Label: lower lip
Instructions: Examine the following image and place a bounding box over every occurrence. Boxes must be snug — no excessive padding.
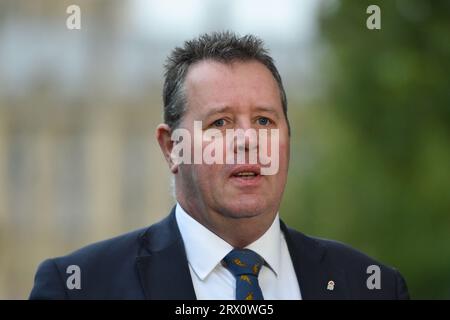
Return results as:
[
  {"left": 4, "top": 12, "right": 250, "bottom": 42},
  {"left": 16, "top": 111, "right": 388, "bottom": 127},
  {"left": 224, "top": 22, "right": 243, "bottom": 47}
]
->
[{"left": 229, "top": 174, "right": 263, "bottom": 187}]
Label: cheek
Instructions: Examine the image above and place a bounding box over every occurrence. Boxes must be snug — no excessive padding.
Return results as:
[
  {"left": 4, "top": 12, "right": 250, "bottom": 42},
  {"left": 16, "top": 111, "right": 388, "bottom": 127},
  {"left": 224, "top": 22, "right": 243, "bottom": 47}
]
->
[
  {"left": 260, "top": 130, "right": 289, "bottom": 173},
  {"left": 280, "top": 140, "right": 290, "bottom": 164},
  {"left": 277, "top": 129, "right": 290, "bottom": 159},
  {"left": 193, "top": 164, "right": 223, "bottom": 187},
  {"left": 271, "top": 135, "right": 290, "bottom": 181}
]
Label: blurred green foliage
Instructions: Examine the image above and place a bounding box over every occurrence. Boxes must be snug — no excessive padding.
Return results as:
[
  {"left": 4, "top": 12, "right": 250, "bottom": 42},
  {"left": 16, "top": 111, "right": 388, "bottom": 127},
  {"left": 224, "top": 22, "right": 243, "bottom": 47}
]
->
[{"left": 282, "top": 0, "right": 450, "bottom": 299}]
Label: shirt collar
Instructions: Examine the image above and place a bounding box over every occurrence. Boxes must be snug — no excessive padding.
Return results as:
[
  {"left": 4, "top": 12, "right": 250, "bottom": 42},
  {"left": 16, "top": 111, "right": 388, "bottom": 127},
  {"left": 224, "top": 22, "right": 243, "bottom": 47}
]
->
[
  {"left": 175, "top": 203, "right": 281, "bottom": 280},
  {"left": 246, "top": 213, "right": 281, "bottom": 277}
]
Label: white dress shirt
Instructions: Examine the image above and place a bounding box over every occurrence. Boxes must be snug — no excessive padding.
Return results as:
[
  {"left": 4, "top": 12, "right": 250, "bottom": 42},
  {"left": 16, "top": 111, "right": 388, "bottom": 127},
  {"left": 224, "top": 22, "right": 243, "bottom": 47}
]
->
[{"left": 175, "top": 203, "right": 302, "bottom": 300}]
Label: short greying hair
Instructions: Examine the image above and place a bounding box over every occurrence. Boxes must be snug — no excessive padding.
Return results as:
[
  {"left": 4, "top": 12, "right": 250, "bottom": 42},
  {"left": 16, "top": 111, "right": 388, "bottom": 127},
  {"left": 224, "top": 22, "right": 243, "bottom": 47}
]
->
[{"left": 163, "top": 31, "right": 290, "bottom": 133}]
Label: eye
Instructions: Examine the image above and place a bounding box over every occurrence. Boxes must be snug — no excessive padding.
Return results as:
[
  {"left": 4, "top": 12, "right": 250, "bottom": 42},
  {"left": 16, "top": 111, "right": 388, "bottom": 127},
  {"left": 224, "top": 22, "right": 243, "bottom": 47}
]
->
[
  {"left": 212, "top": 118, "right": 226, "bottom": 127},
  {"left": 257, "top": 117, "right": 271, "bottom": 126}
]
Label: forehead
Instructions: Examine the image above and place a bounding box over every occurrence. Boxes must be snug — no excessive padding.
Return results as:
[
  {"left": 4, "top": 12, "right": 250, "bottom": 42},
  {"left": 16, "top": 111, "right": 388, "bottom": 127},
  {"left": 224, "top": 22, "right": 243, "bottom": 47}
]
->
[{"left": 184, "top": 60, "right": 282, "bottom": 115}]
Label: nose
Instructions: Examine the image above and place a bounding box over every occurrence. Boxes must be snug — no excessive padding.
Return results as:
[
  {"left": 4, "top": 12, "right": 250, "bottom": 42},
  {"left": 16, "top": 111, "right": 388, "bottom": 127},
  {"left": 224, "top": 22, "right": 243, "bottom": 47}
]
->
[{"left": 233, "top": 119, "right": 258, "bottom": 154}]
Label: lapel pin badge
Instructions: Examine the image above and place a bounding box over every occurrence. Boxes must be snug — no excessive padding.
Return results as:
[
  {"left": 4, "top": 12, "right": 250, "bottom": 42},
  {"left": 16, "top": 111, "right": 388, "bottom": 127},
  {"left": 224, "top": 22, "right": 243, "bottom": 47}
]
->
[{"left": 327, "top": 280, "right": 335, "bottom": 291}]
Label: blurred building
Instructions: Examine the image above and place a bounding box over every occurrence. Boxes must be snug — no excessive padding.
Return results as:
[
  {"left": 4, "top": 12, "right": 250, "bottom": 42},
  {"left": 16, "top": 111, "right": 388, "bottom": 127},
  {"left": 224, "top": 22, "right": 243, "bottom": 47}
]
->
[{"left": 0, "top": 0, "right": 320, "bottom": 299}]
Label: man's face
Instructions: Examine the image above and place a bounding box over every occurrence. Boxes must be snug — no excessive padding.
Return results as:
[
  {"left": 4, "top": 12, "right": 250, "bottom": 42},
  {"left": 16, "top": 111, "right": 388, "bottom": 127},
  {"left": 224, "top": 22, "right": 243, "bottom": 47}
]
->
[{"left": 175, "top": 60, "right": 290, "bottom": 222}]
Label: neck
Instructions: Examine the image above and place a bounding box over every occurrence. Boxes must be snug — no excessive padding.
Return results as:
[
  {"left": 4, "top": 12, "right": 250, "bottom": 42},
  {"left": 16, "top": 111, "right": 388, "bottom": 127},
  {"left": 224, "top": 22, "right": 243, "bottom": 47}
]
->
[{"left": 177, "top": 198, "right": 277, "bottom": 248}]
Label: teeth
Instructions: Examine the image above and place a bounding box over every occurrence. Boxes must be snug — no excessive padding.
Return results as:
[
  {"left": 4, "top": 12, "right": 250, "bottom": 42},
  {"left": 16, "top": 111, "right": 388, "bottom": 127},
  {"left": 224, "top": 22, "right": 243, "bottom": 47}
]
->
[{"left": 236, "top": 172, "right": 256, "bottom": 176}]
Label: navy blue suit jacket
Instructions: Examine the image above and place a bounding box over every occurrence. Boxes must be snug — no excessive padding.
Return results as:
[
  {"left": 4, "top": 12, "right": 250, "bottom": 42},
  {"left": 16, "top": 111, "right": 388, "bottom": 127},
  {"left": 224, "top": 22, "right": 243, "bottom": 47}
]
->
[{"left": 29, "top": 207, "right": 409, "bottom": 299}]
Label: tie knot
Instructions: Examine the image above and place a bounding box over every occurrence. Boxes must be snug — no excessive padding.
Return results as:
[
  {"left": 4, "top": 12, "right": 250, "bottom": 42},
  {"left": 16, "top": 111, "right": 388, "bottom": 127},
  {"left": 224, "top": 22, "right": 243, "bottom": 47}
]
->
[{"left": 223, "top": 249, "right": 264, "bottom": 277}]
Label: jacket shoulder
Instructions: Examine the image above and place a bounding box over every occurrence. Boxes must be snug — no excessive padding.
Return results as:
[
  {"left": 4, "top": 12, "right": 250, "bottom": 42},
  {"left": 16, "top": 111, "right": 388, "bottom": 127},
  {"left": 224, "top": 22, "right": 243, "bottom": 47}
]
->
[
  {"left": 287, "top": 227, "right": 392, "bottom": 268},
  {"left": 30, "top": 226, "right": 149, "bottom": 299},
  {"left": 55, "top": 226, "right": 148, "bottom": 265},
  {"left": 286, "top": 227, "right": 410, "bottom": 299}
]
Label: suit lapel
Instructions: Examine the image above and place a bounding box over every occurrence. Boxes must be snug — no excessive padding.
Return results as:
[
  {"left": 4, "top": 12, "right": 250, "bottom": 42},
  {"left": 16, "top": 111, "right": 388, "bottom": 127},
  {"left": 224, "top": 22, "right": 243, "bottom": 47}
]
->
[
  {"left": 136, "top": 207, "right": 196, "bottom": 300},
  {"left": 281, "top": 220, "right": 349, "bottom": 299}
]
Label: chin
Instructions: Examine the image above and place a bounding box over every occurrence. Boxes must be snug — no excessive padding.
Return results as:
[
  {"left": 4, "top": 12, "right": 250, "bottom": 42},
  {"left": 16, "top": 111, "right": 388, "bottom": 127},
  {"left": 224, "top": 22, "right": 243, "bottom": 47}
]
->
[{"left": 220, "top": 196, "right": 271, "bottom": 219}]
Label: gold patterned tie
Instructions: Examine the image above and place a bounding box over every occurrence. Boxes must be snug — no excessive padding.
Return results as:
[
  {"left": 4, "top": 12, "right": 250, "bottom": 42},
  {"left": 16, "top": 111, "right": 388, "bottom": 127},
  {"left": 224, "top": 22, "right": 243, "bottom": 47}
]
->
[{"left": 223, "top": 249, "right": 264, "bottom": 300}]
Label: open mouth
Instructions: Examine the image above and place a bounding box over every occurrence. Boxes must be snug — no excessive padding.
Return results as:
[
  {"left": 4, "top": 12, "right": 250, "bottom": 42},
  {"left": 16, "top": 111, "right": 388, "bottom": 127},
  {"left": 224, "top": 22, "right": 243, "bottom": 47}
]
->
[
  {"left": 232, "top": 172, "right": 259, "bottom": 179},
  {"left": 230, "top": 165, "right": 261, "bottom": 180}
]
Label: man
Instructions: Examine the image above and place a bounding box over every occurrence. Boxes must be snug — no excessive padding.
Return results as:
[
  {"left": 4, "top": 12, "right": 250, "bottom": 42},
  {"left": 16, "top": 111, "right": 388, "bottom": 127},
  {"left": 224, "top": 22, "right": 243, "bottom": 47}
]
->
[{"left": 30, "top": 32, "right": 409, "bottom": 300}]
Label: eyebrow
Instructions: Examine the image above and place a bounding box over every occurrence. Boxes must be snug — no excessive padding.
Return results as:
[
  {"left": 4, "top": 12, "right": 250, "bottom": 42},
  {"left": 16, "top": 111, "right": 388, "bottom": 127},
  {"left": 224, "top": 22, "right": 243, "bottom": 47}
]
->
[
  {"left": 253, "top": 106, "right": 280, "bottom": 118},
  {"left": 203, "top": 106, "right": 234, "bottom": 119}
]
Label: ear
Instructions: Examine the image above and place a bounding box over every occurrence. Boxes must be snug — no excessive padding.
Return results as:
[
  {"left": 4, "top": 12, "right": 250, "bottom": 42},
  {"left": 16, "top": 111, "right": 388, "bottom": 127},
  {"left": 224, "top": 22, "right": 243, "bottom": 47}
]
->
[{"left": 156, "top": 123, "right": 178, "bottom": 173}]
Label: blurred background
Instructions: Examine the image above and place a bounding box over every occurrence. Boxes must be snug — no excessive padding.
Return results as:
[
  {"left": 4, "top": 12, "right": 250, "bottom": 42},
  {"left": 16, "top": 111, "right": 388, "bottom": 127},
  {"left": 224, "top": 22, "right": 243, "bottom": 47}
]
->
[{"left": 0, "top": 0, "right": 449, "bottom": 299}]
